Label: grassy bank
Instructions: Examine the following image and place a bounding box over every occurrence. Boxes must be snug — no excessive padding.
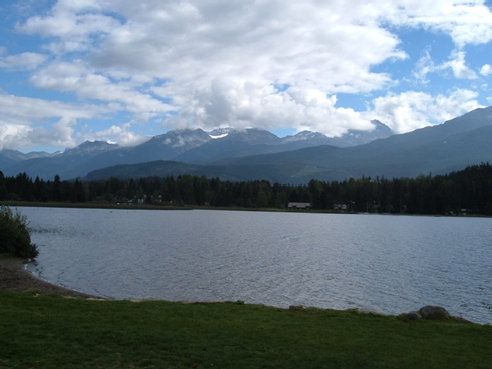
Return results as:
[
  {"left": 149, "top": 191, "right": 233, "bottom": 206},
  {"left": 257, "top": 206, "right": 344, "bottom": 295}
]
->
[{"left": 0, "top": 291, "right": 490, "bottom": 369}]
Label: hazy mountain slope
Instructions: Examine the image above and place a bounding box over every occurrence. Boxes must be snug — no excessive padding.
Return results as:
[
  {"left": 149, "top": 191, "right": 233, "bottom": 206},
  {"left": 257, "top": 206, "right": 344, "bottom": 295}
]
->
[
  {"left": 0, "top": 149, "right": 56, "bottom": 172},
  {"left": 2, "top": 141, "right": 119, "bottom": 180},
  {"left": 1, "top": 123, "right": 393, "bottom": 179},
  {"left": 128, "top": 129, "right": 211, "bottom": 162},
  {"left": 85, "top": 161, "right": 204, "bottom": 180},
  {"left": 79, "top": 129, "right": 213, "bottom": 170},
  {"left": 85, "top": 145, "right": 348, "bottom": 183},
  {"left": 88, "top": 106, "right": 492, "bottom": 183},
  {"left": 219, "top": 106, "right": 492, "bottom": 182},
  {"left": 211, "top": 124, "right": 492, "bottom": 183},
  {"left": 357, "top": 106, "right": 492, "bottom": 153},
  {"left": 0, "top": 130, "right": 211, "bottom": 179},
  {"left": 0, "top": 151, "right": 22, "bottom": 170}
]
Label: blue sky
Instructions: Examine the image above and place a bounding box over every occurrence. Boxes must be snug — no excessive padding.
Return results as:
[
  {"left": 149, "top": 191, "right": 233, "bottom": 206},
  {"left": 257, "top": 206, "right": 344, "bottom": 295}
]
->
[{"left": 0, "top": 0, "right": 491, "bottom": 152}]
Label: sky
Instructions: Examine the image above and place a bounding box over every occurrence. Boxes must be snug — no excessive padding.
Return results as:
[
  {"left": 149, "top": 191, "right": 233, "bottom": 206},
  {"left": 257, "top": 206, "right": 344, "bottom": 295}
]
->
[{"left": 0, "top": 0, "right": 491, "bottom": 153}]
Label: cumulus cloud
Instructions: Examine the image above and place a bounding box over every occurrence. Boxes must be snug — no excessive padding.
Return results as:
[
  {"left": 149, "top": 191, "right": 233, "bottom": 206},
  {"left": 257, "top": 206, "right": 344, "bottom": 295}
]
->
[
  {"left": 18, "top": 1, "right": 410, "bottom": 135},
  {"left": 480, "top": 64, "right": 492, "bottom": 76},
  {"left": 0, "top": 91, "right": 110, "bottom": 150},
  {"left": 89, "top": 1, "right": 412, "bottom": 135},
  {"left": 90, "top": 1, "right": 404, "bottom": 93},
  {"left": 17, "top": 0, "right": 119, "bottom": 54},
  {"left": 28, "top": 117, "right": 78, "bottom": 149},
  {"left": 0, "top": 52, "right": 48, "bottom": 71},
  {"left": 390, "top": 0, "right": 492, "bottom": 47},
  {"left": 82, "top": 123, "right": 149, "bottom": 147},
  {"left": 162, "top": 79, "right": 371, "bottom": 136},
  {"left": 0, "top": 124, "right": 32, "bottom": 151},
  {"left": 30, "top": 60, "right": 173, "bottom": 116},
  {"left": 369, "top": 89, "right": 482, "bottom": 133}
]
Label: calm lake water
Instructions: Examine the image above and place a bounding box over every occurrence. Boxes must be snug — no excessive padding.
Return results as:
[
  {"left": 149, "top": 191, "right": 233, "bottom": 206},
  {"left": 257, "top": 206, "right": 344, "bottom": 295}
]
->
[{"left": 18, "top": 207, "right": 491, "bottom": 324}]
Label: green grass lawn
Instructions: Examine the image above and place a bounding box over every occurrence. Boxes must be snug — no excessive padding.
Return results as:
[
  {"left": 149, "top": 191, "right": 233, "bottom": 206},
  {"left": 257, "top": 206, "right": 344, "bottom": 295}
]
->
[{"left": 0, "top": 291, "right": 490, "bottom": 369}]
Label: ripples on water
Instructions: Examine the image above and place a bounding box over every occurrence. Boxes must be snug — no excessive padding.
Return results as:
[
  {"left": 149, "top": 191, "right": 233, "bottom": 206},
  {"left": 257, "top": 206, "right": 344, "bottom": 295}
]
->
[{"left": 20, "top": 207, "right": 491, "bottom": 324}]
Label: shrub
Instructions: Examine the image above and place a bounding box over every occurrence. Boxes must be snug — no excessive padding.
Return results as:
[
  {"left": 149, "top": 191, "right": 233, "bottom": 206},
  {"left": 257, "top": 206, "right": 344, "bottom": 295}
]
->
[{"left": 0, "top": 206, "right": 38, "bottom": 258}]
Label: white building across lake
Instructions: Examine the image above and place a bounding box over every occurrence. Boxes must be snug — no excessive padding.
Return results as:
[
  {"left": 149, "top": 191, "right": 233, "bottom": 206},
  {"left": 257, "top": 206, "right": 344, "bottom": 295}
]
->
[{"left": 287, "top": 202, "right": 312, "bottom": 209}]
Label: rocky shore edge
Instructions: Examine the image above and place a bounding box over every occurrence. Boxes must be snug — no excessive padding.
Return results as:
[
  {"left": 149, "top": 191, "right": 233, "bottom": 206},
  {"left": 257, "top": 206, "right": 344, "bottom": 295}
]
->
[{"left": 0, "top": 257, "right": 100, "bottom": 299}]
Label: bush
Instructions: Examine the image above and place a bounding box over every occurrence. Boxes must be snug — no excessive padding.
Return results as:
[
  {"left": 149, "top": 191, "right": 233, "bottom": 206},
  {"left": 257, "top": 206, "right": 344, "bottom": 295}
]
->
[{"left": 0, "top": 206, "right": 38, "bottom": 258}]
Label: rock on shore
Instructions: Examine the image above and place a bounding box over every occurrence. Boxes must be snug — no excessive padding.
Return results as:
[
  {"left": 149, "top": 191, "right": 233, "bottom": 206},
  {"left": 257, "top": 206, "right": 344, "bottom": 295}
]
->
[{"left": 398, "top": 305, "right": 470, "bottom": 323}]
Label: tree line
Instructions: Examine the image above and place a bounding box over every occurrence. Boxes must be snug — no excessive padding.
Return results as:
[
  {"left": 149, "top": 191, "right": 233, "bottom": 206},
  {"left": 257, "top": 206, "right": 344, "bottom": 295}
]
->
[{"left": 0, "top": 163, "right": 491, "bottom": 215}]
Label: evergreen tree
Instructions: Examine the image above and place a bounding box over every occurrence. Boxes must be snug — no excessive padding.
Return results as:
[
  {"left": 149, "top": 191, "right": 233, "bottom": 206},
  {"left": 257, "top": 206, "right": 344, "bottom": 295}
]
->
[
  {"left": 53, "top": 175, "right": 61, "bottom": 201},
  {"left": 0, "top": 171, "right": 7, "bottom": 200}
]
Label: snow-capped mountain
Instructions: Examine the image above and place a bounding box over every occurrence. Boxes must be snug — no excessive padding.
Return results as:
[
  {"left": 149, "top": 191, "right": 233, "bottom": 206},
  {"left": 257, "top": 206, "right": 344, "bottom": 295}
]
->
[
  {"left": 0, "top": 123, "right": 395, "bottom": 180},
  {"left": 281, "top": 120, "right": 392, "bottom": 148},
  {"left": 208, "top": 128, "right": 233, "bottom": 139}
]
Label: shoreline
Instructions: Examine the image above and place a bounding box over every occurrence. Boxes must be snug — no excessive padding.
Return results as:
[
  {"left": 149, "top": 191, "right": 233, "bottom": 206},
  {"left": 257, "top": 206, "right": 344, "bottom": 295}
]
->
[
  {"left": 0, "top": 256, "right": 99, "bottom": 299},
  {"left": 5, "top": 200, "right": 491, "bottom": 218},
  {"left": 1, "top": 257, "right": 484, "bottom": 324}
]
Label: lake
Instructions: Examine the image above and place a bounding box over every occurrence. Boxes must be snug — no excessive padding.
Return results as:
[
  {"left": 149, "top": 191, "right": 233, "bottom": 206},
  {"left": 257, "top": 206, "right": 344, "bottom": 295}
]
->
[{"left": 18, "top": 206, "right": 491, "bottom": 324}]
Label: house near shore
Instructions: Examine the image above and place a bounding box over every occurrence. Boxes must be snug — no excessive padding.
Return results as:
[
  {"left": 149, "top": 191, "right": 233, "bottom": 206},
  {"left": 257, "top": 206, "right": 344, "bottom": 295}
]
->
[
  {"left": 334, "top": 203, "right": 348, "bottom": 211},
  {"left": 287, "top": 202, "right": 312, "bottom": 209}
]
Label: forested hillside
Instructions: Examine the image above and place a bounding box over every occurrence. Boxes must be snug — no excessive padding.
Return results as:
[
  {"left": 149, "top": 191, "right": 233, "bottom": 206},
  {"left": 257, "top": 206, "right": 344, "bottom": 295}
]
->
[{"left": 1, "top": 163, "right": 491, "bottom": 215}]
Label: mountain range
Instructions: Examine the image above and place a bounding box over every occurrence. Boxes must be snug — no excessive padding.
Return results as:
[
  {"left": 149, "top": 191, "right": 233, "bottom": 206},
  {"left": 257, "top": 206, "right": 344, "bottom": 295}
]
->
[
  {"left": 0, "top": 120, "right": 391, "bottom": 180},
  {"left": 1, "top": 107, "right": 492, "bottom": 184}
]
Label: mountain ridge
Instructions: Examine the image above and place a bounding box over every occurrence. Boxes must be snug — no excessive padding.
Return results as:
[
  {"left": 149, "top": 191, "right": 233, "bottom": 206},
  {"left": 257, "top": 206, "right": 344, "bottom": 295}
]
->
[
  {"left": 85, "top": 107, "right": 492, "bottom": 183},
  {"left": 0, "top": 122, "right": 393, "bottom": 179}
]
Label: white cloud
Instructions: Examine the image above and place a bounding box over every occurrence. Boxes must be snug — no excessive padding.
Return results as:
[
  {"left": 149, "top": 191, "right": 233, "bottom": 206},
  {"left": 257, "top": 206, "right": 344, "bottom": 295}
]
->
[
  {"left": 0, "top": 90, "right": 101, "bottom": 123},
  {"left": 30, "top": 61, "right": 173, "bottom": 115},
  {"left": 90, "top": 1, "right": 404, "bottom": 91},
  {"left": 442, "top": 50, "right": 477, "bottom": 79},
  {"left": 28, "top": 117, "right": 78, "bottom": 149},
  {"left": 389, "top": 0, "right": 492, "bottom": 47},
  {"left": 85, "top": 1, "right": 411, "bottom": 135},
  {"left": 19, "top": 2, "right": 407, "bottom": 113},
  {"left": 414, "top": 49, "right": 477, "bottom": 80},
  {"left": 0, "top": 52, "right": 47, "bottom": 71},
  {"left": 480, "top": 64, "right": 492, "bottom": 76},
  {"left": 82, "top": 123, "right": 149, "bottom": 147},
  {"left": 369, "top": 89, "right": 482, "bottom": 133},
  {"left": 0, "top": 124, "right": 32, "bottom": 151},
  {"left": 0, "top": 91, "right": 110, "bottom": 150},
  {"left": 161, "top": 79, "right": 372, "bottom": 137},
  {"left": 17, "top": 0, "right": 119, "bottom": 54},
  {"left": 413, "top": 50, "right": 434, "bottom": 83}
]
